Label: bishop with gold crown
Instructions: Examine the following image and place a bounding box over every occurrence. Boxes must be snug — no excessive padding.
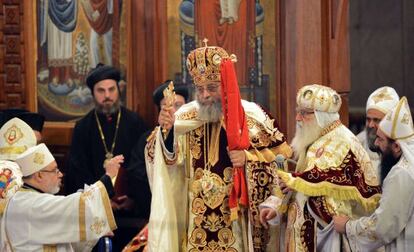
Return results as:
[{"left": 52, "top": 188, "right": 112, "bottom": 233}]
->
[
  {"left": 146, "top": 40, "right": 292, "bottom": 252},
  {"left": 260, "top": 84, "right": 382, "bottom": 251}
]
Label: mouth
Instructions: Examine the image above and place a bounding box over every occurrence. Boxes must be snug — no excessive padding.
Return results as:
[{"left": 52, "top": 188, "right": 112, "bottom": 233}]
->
[{"left": 201, "top": 100, "right": 214, "bottom": 106}]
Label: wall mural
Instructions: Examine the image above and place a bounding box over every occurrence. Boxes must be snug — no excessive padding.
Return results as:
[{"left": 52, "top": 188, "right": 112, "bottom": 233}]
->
[
  {"left": 169, "top": 0, "right": 272, "bottom": 110},
  {"left": 37, "top": 0, "right": 127, "bottom": 121}
]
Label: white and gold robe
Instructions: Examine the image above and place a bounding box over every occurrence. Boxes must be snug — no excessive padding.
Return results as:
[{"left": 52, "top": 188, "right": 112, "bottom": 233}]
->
[
  {"left": 145, "top": 100, "right": 292, "bottom": 252},
  {"left": 0, "top": 181, "right": 116, "bottom": 252},
  {"left": 346, "top": 155, "right": 414, "bottom": 252}
]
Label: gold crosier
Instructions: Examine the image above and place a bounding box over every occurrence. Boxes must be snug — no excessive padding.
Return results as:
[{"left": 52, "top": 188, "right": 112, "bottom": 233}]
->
[
  {"left": 95, "top": 109, "right": 121, "bottom": 168},
  {"left": 161, "top": 81, "right": 176, "bottom": 137}
]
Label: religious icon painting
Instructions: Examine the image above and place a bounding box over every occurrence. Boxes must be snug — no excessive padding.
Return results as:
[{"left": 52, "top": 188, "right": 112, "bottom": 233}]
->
[
  {"left": 36, "top": 0, "right": 128, "bottom": 121},
  {"left": 168, "top": 0, "right": 277, "bottom": 112}
]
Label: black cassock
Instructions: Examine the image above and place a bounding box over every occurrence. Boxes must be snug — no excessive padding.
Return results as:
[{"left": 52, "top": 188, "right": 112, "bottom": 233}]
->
[{"left": 65, "top": 106, "right": 149, "bottom": 251}]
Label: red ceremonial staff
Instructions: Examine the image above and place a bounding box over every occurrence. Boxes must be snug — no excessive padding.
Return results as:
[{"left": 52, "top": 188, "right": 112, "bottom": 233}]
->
[{"left": 220, "top": 58, "right": 250, "bottom": 220}]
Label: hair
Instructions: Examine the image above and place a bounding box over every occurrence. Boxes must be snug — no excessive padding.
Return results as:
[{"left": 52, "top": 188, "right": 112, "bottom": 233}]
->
[
  {"left": 291, "top": 117, "right": 323, "bottom": 159},
  {"left": 22, "top": 173, "right": 34, "bottom": 180}
]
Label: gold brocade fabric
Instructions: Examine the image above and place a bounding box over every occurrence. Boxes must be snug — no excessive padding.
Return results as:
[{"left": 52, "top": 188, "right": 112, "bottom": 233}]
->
[
  {"left": 159, "top": 100, "right": 292, "bottom": 252},
  {"left": 185, "top": 122, "right": 289, "bottom": 251},
  {"left": 187, "top": 124, "right": 239, "bottom": 251}
]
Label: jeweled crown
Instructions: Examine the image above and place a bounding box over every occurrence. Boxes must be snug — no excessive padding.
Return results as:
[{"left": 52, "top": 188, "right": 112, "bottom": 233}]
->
[{"left": 186, "top": 39, "right": 236, "bottom": 85}]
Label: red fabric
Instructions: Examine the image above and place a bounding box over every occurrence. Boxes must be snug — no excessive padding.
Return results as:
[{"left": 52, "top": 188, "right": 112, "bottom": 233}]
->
[{"left": 220, "top": 59, "right": 250, "bottom": 216}]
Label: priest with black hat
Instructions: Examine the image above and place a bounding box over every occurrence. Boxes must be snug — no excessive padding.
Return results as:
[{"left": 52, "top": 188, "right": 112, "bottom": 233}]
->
[{"left": 65, "top": 63, "right": 148, "bottom": 251}]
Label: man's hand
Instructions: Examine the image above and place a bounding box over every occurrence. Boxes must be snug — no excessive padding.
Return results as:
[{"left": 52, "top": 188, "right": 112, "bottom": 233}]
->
[
  {"left": 104, "top": 231, "right": 114, "bottom": 237},
  {"left": 111, "top": 200, "right": 120, "bottom": 211},
  {"left": 158, "top": 106, "right": 175, "bottom": 131},
  {"left": 333, "top": 215, "right": 350, "bottom": 234},
  {"left": 278, "top": 179, "right": 292, "bottom": 194},
  {"left": 104, "top": 155, "right": 124, "bottom": 178},
  {"left": 116, "top": 195, "right": 135, "bottom": 211},
  {"left": 259, "top": 208, "right": 277, "bottom": 229},
  {"left": 228, "top": 149, "right": 246, "bottom": 167}
]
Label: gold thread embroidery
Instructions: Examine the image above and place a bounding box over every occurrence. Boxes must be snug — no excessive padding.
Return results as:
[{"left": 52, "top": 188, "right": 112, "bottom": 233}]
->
[
  {"left": 33, "top": 153, "right": 45, "bottom": 165},
  {"left": 371, "top": 87, "right": 393, "bottom": 103},
  {"left": 391, "top": 98, "right": 405, "bottom": 139},
  {"left": 177, "top": 109, "right": 198, "bottom": 120},
  {"left": 90, "top": 216, "right": 106, "bottom": 235},
  {"left": 79, "top": 193, "right": 86, "bottom": 241}
]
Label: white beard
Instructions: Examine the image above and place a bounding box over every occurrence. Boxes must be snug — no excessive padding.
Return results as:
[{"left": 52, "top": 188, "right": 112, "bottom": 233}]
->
[
  {"left": 197, "top": 99, "right": 223, "bottom": 123},
  {"left": 291, "top": 119, "right": 323, "bottom": 159},
  {"left": 47, "top": 184, "right": 60, "bottom": 195}
]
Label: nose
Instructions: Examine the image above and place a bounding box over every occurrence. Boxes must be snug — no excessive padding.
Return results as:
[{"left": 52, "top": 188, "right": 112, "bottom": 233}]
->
[
  {"left": 295, "top": 112, "right": 302, "bottom": 122},
  {"left": 367, "top": 120, "right": 376, "bottom": 129},
  {"left": 201, "top": 89, "right": 210, "bottom": 99},
  {"left": 104, "top": 89, "right": 111, "bottom": 98}
]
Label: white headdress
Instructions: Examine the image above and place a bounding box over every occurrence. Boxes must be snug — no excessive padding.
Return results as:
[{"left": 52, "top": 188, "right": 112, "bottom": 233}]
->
[
  {"left": 15, "top": 143, "right": 55, "bottom": 177},
  {"left": 296, "top": 84, "right": 341, "bottom": 128},
  {"left": 0, "top": 118, "right": 37, "bottom": 161},
  {"left": 379, "top": 97, "right": 414, "bottom": 166},
  {"left": 366, "top": 86, "right": 399, "bottom": 114}
]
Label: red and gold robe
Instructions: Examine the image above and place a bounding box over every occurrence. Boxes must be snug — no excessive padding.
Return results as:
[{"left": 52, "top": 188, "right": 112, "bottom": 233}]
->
[{"left": 266, "top": 120, "right": 381, "bottom": 252}]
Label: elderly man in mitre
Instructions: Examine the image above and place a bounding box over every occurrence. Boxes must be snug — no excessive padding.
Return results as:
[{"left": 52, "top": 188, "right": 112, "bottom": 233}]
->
[
  {"left": 357, "top": 86, "right": 399, "bottom": 174},
  {"left": 0, "top": 143, "right": 119, "bottom": 251},
  {"left": 334, "top": 97, "right": 414, "bottom": 251},
  {"left": 260, "top": 84, "right": 381, "bottom": 251},
  {"left": 145, "top": 42, "right": 292, "bottom": 252}
]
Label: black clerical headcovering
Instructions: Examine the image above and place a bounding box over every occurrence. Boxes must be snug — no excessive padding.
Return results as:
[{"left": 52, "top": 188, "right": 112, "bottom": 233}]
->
[
  {"left": 86, "top": 63, "right": 121, "bottom": 93},
  {"left": 0, "top": 112, "right": 5, "bottom": 128},
  {"left": 2, "top": 108, "right": 45, "bottom": 132},
  {"left": 152, "top": 80, "right": 189, "bottom": 110}
]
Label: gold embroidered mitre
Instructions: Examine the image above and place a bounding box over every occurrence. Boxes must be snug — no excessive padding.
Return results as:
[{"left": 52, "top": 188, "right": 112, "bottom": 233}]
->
[
  {"left": 0, "top": 118, "right": 36, "bottom": 161},
  {"left": 15, "top": 143, "right": 55, "bottom": 176},
  {"left": 296, "top": 84, "right": 342, "bottom": 113},
  {"left": 186, "top": 39, "right": 236, "bottom": 85},
  {"left": 379, "top": 97, "right": 414, "bottom": 140}
]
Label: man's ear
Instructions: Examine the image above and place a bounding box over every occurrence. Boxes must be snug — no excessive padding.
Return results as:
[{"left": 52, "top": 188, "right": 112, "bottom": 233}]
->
[
  {"left": 391, "top": 141, "right": 402, "bottom": 157},
  {"left": 33, "top": 172, "right": 43, "bottom": 182}
]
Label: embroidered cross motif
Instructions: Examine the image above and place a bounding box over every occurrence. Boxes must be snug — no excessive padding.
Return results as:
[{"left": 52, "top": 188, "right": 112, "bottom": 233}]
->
[
  {"left": 33, "top": 153, "right": 45, "bottom": 165},
  {"left": 401, "top": 113, "right": 410, "bottom": 125},
  {"left": 372, "top": 88, "right": 393, "bottom": 104},
  {"left": 90, "top": 217, "right": 106, "bottom": 235}
]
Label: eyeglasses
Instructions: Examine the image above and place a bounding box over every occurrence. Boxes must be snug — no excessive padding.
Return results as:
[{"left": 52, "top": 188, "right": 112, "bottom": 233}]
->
[
  {"left": 296, "top": 109, "right": 315, "bottom": 117},
  {"left": 195, "top": 84, "right": 220, "bottom": 93},
  {"left": 41, "top": 168, "right": 61, "bottom": 175}
]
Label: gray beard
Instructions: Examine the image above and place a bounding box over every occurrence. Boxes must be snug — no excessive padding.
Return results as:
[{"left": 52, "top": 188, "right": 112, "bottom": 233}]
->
[
  {"left": 197, "top": 100, "right": 223, "bottom": 122},
  {"left": 291, "top": 119, "right": 323, "bottom": 159},
  {"left": 94, "top": 99, "right": 121, "bottom": 115}
]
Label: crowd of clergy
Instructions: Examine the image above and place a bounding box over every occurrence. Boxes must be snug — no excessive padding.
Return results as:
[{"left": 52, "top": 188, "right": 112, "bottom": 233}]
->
[{"left": 0, "top": 43, "right": 412, "bottom": 252}]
